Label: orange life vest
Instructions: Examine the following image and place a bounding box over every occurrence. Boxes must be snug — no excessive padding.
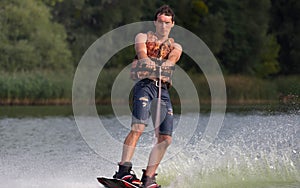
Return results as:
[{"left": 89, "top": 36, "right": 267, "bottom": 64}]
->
[{"left": 130, "top": 31, "right": 175, "bottom": 83}]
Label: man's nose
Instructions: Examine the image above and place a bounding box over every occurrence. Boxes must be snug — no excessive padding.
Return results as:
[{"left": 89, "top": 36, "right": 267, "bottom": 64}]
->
[{"left": 161, "top": 22, "right": 167, "bottom": 28}]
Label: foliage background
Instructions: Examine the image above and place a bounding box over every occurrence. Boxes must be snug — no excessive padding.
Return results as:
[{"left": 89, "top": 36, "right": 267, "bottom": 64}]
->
[{"left": 0, "top": 0, "right": 299, "bottom": 104}]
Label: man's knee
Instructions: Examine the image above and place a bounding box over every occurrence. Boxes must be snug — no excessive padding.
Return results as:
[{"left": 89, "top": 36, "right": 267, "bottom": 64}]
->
[
  {"left": 130, "top": 123, "right": 145, "bottom": 137},
  {"left": 158, "top": 134, "right": 172, "bottom": 147}
]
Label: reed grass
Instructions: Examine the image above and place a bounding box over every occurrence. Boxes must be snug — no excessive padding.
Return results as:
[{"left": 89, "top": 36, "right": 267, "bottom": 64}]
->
[
  {"left": 0, "top": 70, "right": 299, "bottom": 105},
  {"left": 225, "top": 75, "right": 278, "bottom": 104},
  {"left": 0, "top": 71, "right": 72, "bottom": 104}
]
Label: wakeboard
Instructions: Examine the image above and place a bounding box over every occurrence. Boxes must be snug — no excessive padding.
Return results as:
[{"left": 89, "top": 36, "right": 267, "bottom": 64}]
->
[{"left": 97, "top": 177, "right": 140, "bottom": 188}]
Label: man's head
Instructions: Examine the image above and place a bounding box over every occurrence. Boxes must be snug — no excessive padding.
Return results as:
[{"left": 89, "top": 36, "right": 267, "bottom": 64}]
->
[
  {"left": 154, "top": 5, "right": 175, "bottom": 38},
  {"left": 154, "top": 5, "right": 175, "bottom": 23}
]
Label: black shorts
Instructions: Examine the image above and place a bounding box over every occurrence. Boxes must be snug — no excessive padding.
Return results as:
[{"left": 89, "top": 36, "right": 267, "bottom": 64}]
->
[{"left": 132, "top": 79, "right": 174, "bottom": 136}]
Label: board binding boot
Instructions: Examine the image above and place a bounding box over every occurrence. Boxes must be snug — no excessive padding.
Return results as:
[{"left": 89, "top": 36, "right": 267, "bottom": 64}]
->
[
  {"left": 113, "top": 162, "right": 142, "bottom": 187},
  {"left": 141, "top": 169, "right": 161, "bottom": 188}
]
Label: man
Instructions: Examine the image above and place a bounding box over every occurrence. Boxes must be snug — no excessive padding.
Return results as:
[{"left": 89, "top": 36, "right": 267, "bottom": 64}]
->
[{"left": 113, "top": 5, "right": 182, "bottom": 188}]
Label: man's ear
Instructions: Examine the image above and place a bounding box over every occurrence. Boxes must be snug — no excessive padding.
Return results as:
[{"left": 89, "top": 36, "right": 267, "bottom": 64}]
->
[{"left": 153, "top": 20, "right": 157, "bottom": 27}]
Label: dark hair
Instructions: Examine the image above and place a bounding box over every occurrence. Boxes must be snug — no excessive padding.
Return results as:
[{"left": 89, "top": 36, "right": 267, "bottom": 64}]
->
[{"left": 154, "top": 5, "right": 175, "bottom": 22}]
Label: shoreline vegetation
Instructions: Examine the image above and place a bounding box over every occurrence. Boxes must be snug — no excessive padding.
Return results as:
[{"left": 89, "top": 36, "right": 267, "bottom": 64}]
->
[
  {"left": 1, "top": 1, "right": 299, "bottom": 107},
  {"left": 0, "top": 70, "right": 299, "bottom": 106},
  {"left": 1, "top": 1, "right": 299, "bottom": 108}
]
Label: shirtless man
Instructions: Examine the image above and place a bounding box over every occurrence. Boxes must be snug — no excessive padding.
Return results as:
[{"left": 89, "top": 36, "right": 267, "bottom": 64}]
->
[{"left": 113, "top": 5, "right": 182, "bottom": 188}]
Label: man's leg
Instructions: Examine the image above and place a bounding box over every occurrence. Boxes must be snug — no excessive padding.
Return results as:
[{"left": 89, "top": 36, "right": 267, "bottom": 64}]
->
[
  {"left": 121, "top": 80, "right": 150, "bottom": 164},
  {"left": 142, "top": 98, "right": 173, "bottom": 187},
  {"left": 120, "top": 123, "right": 145, "bottom": 164},
  {"left": 113, "top": 123, "right": 145, "bottom": 186},
  {"left": 144, "top": 134, "right": 172, "bottom": 177}
]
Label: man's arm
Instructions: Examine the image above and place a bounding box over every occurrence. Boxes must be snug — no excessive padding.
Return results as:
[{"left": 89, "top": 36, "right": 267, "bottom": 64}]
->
[
  {"left": 134, "top": 33, "right": 148, "bottom": 59},
  {"left": 134, "top": 33, "right": 156, "bottom": 70},
  {"left": 163, "top": 43, "right": 182, "bottom": 66}
]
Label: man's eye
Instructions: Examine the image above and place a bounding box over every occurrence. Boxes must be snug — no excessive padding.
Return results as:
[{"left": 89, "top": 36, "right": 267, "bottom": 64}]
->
[{"left": 158, "top": 21, "right": 171, "bottom": 25}]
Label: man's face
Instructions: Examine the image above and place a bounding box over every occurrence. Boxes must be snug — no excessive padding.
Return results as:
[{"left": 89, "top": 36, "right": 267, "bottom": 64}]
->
[{"left": 154, "top": 14, "right": 174, "bottom": 37}]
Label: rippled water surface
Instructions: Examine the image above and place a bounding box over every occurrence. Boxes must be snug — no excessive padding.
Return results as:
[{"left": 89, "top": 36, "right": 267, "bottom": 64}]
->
[{"left": 0, "top": 108, "right": 299, "bottom": 188}]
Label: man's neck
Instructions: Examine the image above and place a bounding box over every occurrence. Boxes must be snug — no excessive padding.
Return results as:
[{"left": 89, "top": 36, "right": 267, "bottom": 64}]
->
[{"left": 154, "top": 32, "right": 168, "bottom": 41}]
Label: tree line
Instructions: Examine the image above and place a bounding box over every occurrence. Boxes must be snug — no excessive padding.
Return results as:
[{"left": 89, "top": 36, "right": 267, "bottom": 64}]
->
[{"left": 0, "top": 0, "right": 299, "bottom": 77}]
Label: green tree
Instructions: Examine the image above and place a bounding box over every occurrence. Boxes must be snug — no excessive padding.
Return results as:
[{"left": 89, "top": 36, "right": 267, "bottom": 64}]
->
[
  {"left": 0, "top": 0, "right": 72, "bottom": 72},
  {"left": 53, "top": 0, "right": 144, "bottom": 67},
  {"left": 270, "top": 0, "right": 300, "bottom": 74},
  {"left": 49, "top": 0, "right": 284, "bottom": 76},
  {"left": 218, "top": 0, "right": 280, "bottom": 76},
  {"left": 160, "top": 0, "right": 226, "bottom": 72},
  {"left": 40, "top": 0, "right": 64, "bottom": 6},
  {"left": 255, "top": 35, "right": 280, "bottom": 77}
]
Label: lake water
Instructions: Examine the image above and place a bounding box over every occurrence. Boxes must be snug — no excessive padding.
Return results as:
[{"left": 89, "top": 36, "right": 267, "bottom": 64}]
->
[{"left": 0, "top": 106, "right": 299, "bottom": 188}]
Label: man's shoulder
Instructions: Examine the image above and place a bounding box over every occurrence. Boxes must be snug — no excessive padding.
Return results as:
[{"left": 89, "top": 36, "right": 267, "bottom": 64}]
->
[
  {"left": 172, "top": 42, "right": 182, "bottom": 51},
  {"left": 136, "top": 32, "right": 147, "bottom": 37},
  {"left": 135, "top": 32, "right": 147, "bottom": 42},
  {"left": 167, "top": 37, "right": 181, "bottom": 49}
]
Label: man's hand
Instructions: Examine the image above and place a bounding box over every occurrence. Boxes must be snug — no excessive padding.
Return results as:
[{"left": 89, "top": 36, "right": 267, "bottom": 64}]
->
[
  {"left": 161, "top": 60, "right": 175, "bottom": 69},
  {"left": 139, "top": 58, "right": 156, "bottom": 71}
]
